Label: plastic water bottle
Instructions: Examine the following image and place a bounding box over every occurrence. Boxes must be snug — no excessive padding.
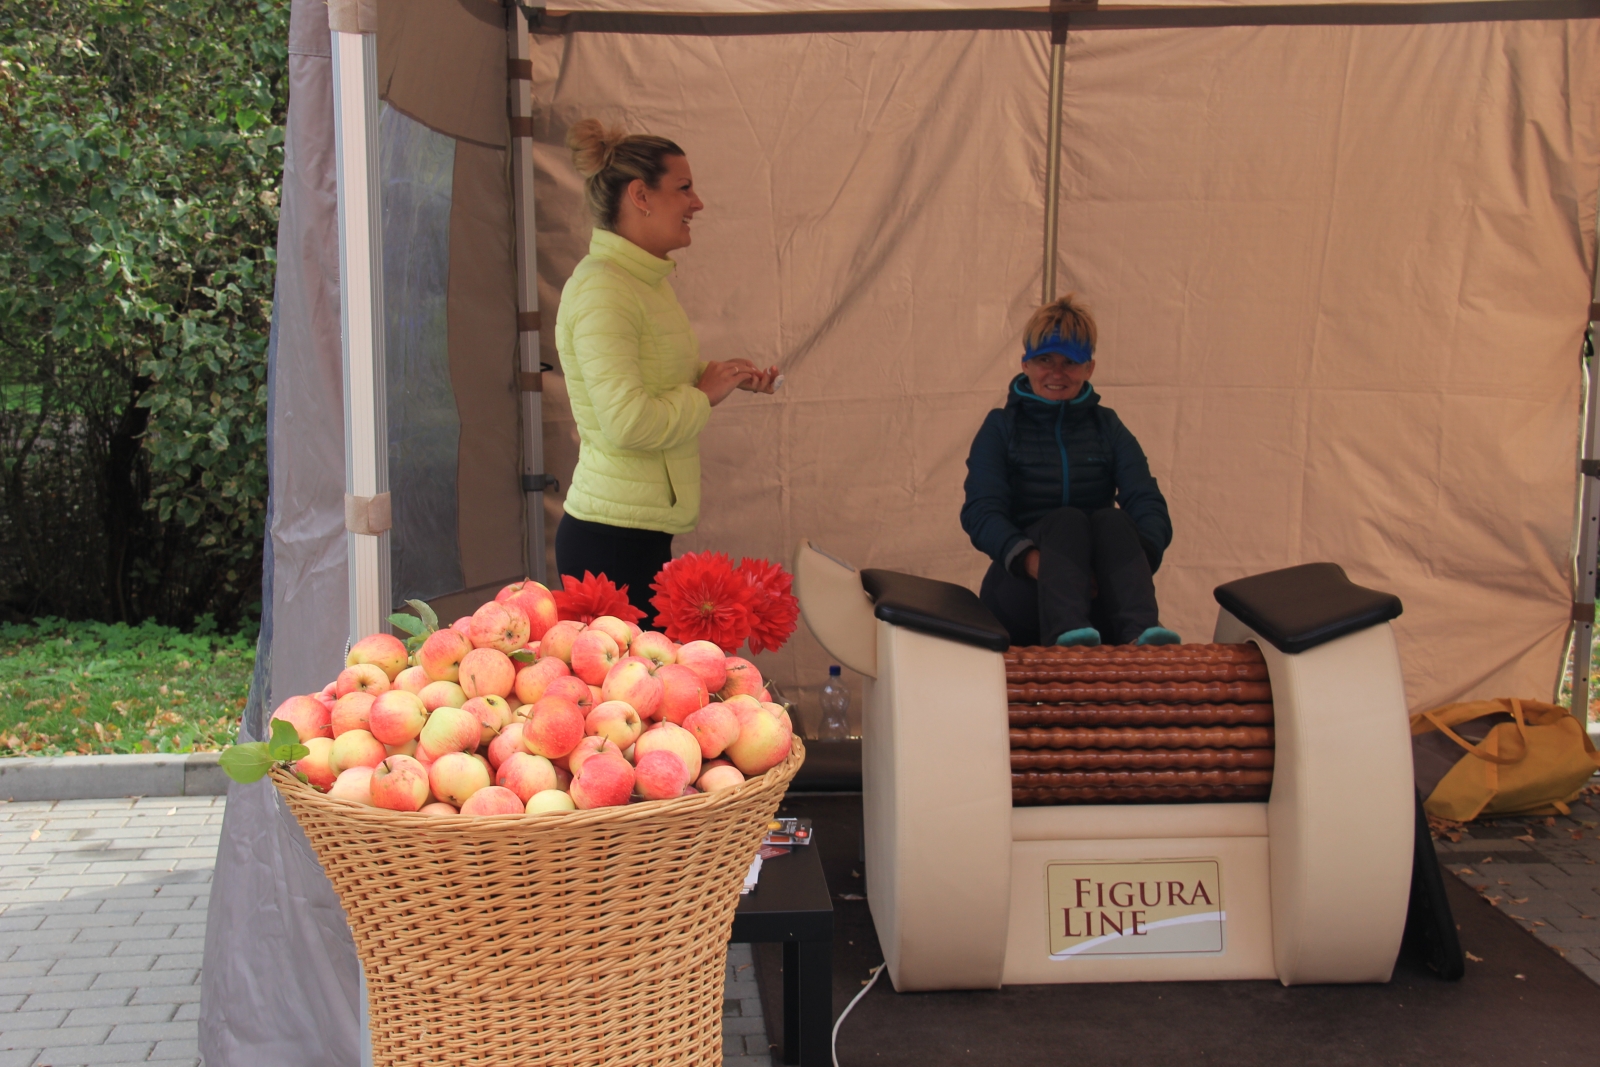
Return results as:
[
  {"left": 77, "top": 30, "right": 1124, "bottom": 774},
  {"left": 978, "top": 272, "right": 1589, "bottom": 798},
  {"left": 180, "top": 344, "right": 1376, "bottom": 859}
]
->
[{"left": 819, "top": 665, "right": 850, "bottom": 741}]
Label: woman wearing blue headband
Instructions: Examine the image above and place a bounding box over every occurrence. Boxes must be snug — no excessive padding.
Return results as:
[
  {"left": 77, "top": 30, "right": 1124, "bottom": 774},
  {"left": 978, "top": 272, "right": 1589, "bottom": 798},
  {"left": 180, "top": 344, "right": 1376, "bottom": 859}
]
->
[{"left": 960, "top": 295, "right": 1177, "bottom": 647}]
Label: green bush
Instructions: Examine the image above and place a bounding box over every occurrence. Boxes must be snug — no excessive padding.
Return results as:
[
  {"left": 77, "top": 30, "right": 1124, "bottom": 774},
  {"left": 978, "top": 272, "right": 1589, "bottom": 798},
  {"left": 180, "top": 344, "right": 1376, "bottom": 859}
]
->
[{"left": 0, "top": 0, "right": 287, "bottom": 629}]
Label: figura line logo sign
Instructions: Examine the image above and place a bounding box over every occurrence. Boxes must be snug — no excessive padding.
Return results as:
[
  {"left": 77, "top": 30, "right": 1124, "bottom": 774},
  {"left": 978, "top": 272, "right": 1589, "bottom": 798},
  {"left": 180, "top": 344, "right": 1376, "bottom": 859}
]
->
[{"left": 1046, "top": 859, "right": 1224, "bottom": 959}]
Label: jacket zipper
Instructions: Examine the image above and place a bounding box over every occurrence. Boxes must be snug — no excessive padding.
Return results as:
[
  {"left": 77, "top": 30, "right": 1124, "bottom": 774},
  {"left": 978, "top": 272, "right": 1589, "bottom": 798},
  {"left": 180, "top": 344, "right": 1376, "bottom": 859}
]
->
[{"left": 1055, "top": 403, "right": 1070, "bottom": 507}]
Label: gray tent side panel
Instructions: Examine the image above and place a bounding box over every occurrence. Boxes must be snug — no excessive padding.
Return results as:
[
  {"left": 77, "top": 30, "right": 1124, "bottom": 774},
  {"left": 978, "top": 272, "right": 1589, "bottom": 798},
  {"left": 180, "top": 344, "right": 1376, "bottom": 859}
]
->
[{"left": 200, "top": 1, "right": 363, "bottom": 1063}]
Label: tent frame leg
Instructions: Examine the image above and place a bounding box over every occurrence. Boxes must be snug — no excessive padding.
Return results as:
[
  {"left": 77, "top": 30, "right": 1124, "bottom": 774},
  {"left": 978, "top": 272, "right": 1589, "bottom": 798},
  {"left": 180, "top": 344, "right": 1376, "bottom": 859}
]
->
[
  {"left": 332, "top": 28, "right": 392, "bottom": 644},
  {"left": 510, "top": 2, "right": 550, "bottom": 586},
  {"left": 1573, "top": 315, "right": 1600, "bottom": 727},
  {"left": 1042, "top": 32, "right": 1065, "bottom": 303}
]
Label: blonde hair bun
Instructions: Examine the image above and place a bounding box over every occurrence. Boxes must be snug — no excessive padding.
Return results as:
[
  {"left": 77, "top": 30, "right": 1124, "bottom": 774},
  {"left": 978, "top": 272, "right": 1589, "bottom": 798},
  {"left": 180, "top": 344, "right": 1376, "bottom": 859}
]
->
[{"left": 567, "top": 118, "right": 628, "bottom": 179}]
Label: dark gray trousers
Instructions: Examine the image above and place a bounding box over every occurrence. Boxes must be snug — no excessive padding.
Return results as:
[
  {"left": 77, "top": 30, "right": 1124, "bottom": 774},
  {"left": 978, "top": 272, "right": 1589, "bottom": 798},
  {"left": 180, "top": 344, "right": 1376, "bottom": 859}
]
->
[{"left": 979, "top": 506, "right": 1160, "bottom": 646}]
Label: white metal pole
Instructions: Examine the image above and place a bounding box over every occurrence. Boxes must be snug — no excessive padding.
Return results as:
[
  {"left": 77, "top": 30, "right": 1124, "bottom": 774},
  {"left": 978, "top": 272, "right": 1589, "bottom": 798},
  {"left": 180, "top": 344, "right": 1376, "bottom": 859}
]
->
[
  {"left": 509, "top": 2, "right": 550, "bottom": 585},
  {"left": 1573, "top": 308, "right": 1600, "bottom": 726},
  {"left": 1042, "top": 34, "right": 1065, "bottom": 304},
  {"left": 332, "top": 29, "right": 392, "bottom": 645}
]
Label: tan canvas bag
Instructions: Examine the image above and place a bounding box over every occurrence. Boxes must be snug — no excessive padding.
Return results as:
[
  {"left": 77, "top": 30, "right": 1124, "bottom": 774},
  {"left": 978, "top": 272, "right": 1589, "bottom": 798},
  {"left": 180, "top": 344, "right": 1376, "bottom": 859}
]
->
[{"left": 1410, "top": 698, "right": 1600, "bottom": 821}]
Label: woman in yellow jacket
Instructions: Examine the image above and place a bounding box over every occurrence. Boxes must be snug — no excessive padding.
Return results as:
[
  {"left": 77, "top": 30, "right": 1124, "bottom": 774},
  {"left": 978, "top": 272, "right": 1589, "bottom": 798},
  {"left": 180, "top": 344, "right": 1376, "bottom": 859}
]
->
[{"left": 555, "top": 120, "right": 775, "bottom": 616}]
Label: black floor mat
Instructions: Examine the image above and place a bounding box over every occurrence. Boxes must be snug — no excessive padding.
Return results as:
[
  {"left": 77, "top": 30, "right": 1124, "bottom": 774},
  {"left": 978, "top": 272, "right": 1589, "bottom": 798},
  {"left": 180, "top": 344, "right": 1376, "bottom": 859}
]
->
[{"left": 752, "top": 795, "right": 1600, "bottom": 1067}]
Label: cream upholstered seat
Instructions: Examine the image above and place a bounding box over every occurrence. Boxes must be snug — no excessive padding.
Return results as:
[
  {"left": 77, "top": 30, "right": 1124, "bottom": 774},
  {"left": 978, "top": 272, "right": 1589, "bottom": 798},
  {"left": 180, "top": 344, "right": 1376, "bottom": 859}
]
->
[{"left": 794, "top": 540, "right": 1415, "bottom": 991}]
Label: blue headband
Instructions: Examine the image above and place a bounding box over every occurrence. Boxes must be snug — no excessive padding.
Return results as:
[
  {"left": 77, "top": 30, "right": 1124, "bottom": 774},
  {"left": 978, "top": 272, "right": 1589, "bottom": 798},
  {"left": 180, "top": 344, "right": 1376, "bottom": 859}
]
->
[{"left": 1024, "top": 330, "right": 1093, "bottom": 364}]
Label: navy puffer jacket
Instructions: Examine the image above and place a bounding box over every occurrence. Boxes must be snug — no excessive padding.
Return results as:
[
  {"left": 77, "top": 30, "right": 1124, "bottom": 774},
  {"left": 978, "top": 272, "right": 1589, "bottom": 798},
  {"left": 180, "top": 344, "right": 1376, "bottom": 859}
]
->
[{"left": 961, "top": 375, "right": 1172, "bottom": 573}]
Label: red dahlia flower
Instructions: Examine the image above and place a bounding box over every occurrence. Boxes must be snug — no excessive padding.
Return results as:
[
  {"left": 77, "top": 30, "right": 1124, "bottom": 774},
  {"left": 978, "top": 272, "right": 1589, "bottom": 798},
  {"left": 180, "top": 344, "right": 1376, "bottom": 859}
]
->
[
  {"left": 553, "top": 571, "right": 645, "bottom": 626},
  {"left": 736, "top": 556, "right": 800, "bottom": 655},
  {"left": 650, "top": 552, "right": 756, "bottom": 653}
]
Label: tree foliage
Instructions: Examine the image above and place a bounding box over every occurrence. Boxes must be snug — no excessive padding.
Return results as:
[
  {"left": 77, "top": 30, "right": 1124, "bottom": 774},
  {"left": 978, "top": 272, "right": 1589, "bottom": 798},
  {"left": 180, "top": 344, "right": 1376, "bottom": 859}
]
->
[{"left": 0, "top": 0, "right": 287, "bottom": 628}]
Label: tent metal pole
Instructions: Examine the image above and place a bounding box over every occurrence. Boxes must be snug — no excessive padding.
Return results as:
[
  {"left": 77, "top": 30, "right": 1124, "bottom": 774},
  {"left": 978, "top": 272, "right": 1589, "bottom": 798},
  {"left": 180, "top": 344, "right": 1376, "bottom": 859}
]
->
[
  {"left": 1573, "top": 306, "right": 1600, "bottom": 726},
  {"left": 509, "top": 2, "right": 550, "bottom": 586},
  {"left": 331, "top": 29, "right": 392, "bottom": 644},
  {"left": 1042, "top": 34, "right": 1065, "bottom": 303}
]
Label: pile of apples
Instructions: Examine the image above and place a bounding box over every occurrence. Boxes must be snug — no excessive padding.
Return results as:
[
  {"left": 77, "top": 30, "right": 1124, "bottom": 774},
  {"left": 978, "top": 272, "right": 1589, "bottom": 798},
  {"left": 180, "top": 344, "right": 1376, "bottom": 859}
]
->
[{"left": 269, "top": 581, "right": 795, "bottom": 817}]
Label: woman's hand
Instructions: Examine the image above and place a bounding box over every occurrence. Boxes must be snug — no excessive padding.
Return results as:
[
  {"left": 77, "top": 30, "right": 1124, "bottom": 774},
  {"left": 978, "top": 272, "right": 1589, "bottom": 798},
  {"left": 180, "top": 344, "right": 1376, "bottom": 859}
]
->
[
  {"left": 1023, "top": 549, "right": 1040, "bottom": 580},
  {"left": 728, "top": 359, "right": 780, "bottom": 394},
  {"left": 697, "top": 360, "right": 756, "bottom": 406}
]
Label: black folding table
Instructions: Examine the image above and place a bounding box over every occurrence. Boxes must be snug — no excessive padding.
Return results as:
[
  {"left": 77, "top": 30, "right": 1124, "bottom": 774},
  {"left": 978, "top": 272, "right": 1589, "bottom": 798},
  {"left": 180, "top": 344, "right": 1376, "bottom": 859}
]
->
[{"left": 730, "top": 843, "right": 834, "bottom": 1066}]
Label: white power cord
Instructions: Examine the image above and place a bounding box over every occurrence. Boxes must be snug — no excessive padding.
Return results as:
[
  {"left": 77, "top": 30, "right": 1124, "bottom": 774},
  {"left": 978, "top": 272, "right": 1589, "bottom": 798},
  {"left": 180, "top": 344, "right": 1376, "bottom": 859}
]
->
[{"left": 832, "top": 961, "right": 886, "bottom": 1067}]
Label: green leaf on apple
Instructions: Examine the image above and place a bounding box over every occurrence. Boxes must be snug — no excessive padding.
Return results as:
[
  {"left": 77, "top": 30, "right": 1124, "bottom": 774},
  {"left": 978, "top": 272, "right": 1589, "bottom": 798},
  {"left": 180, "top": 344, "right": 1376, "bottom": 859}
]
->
[
  {"left": 388, "top": 612, "right": 429, "bottom": 638},
  {"left": 406, "top": 598, "right": 440, "bottom": 634},
  {"left": 219, "top": 742, "right": 274, "bottom": 783},
  {"left": 509, "top": 649, "right": 537, "bottom": 665},
  {"left": 265, "top": 716, "right": 309, "bottom": 763}
]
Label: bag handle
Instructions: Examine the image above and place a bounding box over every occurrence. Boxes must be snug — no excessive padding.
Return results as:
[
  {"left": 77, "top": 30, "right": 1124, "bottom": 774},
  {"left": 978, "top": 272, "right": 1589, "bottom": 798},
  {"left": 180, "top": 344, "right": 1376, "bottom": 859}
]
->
[{"left": 1420, "top": 697, "right": 1529, "bottom": 766}]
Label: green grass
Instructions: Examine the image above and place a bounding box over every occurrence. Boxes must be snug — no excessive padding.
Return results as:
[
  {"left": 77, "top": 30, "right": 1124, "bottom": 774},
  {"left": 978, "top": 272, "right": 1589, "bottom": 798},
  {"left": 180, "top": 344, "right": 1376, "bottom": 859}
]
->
[{"left": 0, "top": 617, "right": 254, "bottom": 758}]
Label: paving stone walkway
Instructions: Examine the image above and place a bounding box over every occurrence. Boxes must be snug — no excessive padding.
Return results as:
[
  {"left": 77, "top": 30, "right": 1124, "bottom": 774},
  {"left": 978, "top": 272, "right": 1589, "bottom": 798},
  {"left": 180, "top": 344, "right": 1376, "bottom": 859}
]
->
[
  {"left": 0, "top": 796, "right": 774, "bottom": 1067},
  {"left": 1434, "top": 785, "right": 1600, "bottom": 986}
]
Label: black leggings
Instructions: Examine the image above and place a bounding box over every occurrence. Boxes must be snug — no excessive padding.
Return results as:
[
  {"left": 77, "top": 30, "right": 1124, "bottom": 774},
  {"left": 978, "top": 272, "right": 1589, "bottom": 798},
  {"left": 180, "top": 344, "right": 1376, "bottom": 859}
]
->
[
  {"left": 554, "top": 514, "right": 673, "bottom": 623},
  {"left": 979, "top": 506, "right": 1160, "bottom": 646}
]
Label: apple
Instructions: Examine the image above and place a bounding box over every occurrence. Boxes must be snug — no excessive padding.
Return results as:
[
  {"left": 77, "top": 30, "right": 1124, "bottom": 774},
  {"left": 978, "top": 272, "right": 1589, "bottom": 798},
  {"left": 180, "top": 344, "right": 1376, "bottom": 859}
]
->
[
  {"left": 718, "top": 657, "right": 763, "bottom": 701},
  {"left": 633, "top": 721, "right": 701, "bottom": 782},
  {"left": 369, "top": 689, "right": 429, "bottom": 745},
  {"left": 462, "top": 695, "right": 513, "bottom": 747},
  {"left": 329, "top": 729, "right": 386, "bottom": 774},
  {"left": 585, "top": 700, "right": 644, "bottom": 748},
  {"left": 469, "top": 600, "right": 531, "bottom": 654},
  {"left": 601, "top": 658, "right": 663, "bottom": 719},
  {"left": 522, "top": 697, "right": 585, "bottom": 759},
  {"left": 419, "top": 705, "right": 482, "bottom": 756},
  {"left": 451, "top": 616, "right": 473, "bottom": 636},
  {"left": 394, "top": 664, "right": 432, "bottom": 695},
  {"left": 311, "top": 690, "right": 336, "bottom": 715},
  {"left": 570, "top": 630, "right": 620, "bottom": 686},
  {"left": 527, "top": 789, "right": 577, "bottom": 814},
  {"left": 460, "top": 785, "right": 525, "bottom": 816},
  {"left": 514, "top": 656, "right": 570, "bottom": 705},
  {"left": 295, "top": 736, "right": 337, "bottom": 790},
  {"left": 419, "top": 628, "right": 473, "bottom": 683},
  {"left": 272, "top": 695, "right": 332, "bottom": 742},
  {"left": 629, "top": 631, "right": 675, "bottom": 670},
  {"left": 335, "top": 662, "right": 390, "bottom": 698},
  {"left": 544, "top": 674, "right": 596, "bottom": 712},
  {"left": 370, "top": 754, "right": 430, "bottom": 812},
  {"left": 697, "top": 761, "right": 746, "bottom": 793},
  {"left": 330, "top": 691, "right": 377, "bottom": 738},
  {"left": 569, "top": 751, "right": 635, "bottom": 809},
  {"left": 429, "top": 751, "right": 492, "bottom": 808},
  {"left": 724, "top": 701, "right": 793, "bottom": 776},
  {"left": 565, "top": 734, "right": 623, "bottom": 776},
  {"left": 459, "top": 647, "right": 516, "bottom": 700},
  {"left": 675, "top": 641, "right": 728, "bottom": 693},
  {"left": 497, "top": 580, "right": 560, "bottom": 641},
  {"left": 633, "top": 749, "right": 690, "bottom": 801},
  {"left": 683, "top": 703, "right": 741, "bottom": 759},
  {"left": 496, "top": 751, "right": 558, "bottom": 802},
  {"left": 487, "top": 722, "right": 526, "bottom": 769},
  {"left": 384, "top": 738, "right": 420, "bottom": 758},
  {"left": 347, "top": 632, "right": 409, "bottom": 681},
  {"left": 327, "top": 766, "right": 375, "bottom": 805},
  {"left": 553, "top": 765, "right": 573, "bottom": 790},
  {"left": 418, "top": 679, "right": 468, "bottom": 711},
  {"left": 654, "top": 664, "right": 709, "bottom": 725},
  {"left": 586, "top": 615, "right": 634, "bottom": 651},
  {"left": 420, "top": 801, "right": 458, "bottom": 817},
  {"left": 539, "top": 620, "right": 585, "bottom": 664}
]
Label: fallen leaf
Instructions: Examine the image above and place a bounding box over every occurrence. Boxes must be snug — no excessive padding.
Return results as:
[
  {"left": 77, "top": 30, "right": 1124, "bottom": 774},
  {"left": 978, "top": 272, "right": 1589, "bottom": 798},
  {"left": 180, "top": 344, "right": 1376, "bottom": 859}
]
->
[
  {"left": 1515, "top": 973, "right": 1527, "bottom": 980},
  {"left": 1532, "top": 921, "right": 1547, "bottom": 928},
  {"left": 1498, "top": 880, "right": 1512, "bottom": 886},
  {"left": 1514, "top": 834, "right": 1536, "bottom": 844},
  {"left": 1466, "top": 952, "right": 1483, "bottom": 962},
  {"left": 1581, "top": 915, "right": 1595, "bottom": 920},
  {"left": 1481, "top": 856, "right": 1495, "bottom": 864},
  {"left": 166, "top": 807, "right": 177, "bottom": 816},
  {"left": 1512, "top": 897, "right": 1530, "bottom": 904},
  {"left": 1571, "top": 831, "right": 1585, "bottom": 840},
  {"left": 1456, "top": 867, "right": 1477, "bottom": 876},
  {"left": 1485, "top": 896, "right": 1503, "bottom": 906},
  {"left": 1544, "top": 817, "right": 1557, "bottom": 828},
  {"left": 1510, "top": 914, "right": 1529, "bottom": 920},
  {"left": 29, "top": 827, "right": 40, "bottom": 841}
]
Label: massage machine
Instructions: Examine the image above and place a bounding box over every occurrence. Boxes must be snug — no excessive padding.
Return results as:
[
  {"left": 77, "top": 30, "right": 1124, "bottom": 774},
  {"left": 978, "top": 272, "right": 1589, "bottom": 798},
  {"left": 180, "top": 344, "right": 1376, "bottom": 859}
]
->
[{"left": 794, "top": 541, "right": 1418, "bottom": 990}]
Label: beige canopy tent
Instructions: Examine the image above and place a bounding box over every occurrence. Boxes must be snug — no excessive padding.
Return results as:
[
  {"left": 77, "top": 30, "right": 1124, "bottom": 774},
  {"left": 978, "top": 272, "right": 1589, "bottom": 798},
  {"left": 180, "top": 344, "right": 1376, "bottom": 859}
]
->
[{"left": 199, "top": 0, "right": 1600, "bottom": 1061}]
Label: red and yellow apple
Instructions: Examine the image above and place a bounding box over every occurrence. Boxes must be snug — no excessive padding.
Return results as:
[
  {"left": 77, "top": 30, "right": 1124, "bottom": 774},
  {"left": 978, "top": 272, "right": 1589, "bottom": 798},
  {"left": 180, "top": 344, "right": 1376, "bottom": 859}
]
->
[
  {"left": 330, "top": 691, "right": 377, "bottom": 738},
  {"left": 428, "top": 751, "right": 492, "bottom": 808},
  {"left": 271, "top": 695, "right": 332, "bottom": 742},
  {"left": 459, "top": 647, "right": 516, "bottom": 700},
  {"left": 295, "top": 736, "right": 337, "bottom": 790},
  {"left": 329, "top": 728, "right": 386, "bottom": 774},
  {"left": 634, "top": 721, "right": 701, "bottom": 782},
  {"left": 718, "top": 657, "right": 763, "bottom": 701},
  {"left": 460, "top": 785, "right": 525, "bottom": 816},
  {"left": 697, "top": 761, "right": 746, "bottom": 793},
  {"left": 628, "top": 630, "right": 675, "bottom": 670},
  {"left": 654, "top": 664, "right": 709, "bottom": 725},
  {"left": 585, "top": 700, "right": 643, "bottom": 748},
  {"left": 394, "top": 664, "right": 432, "bottom": 695},
  {"left": 486, "top": 721, "right": 526, "bottom": 769},
  {"left": 676, "top": 641, "right": 728, "bottom": 693},
  {"left": 368, "top": 689, "right": 429, "bottom": 745},
  {"left": 347, "top": 632, "right": 408, "bottom": 681},
  {"left": 496, "top": 751, "right": 558, "bottom": 802},
  {"left": 570, "top": 629, "right": 620, "bottom": 686},
  {"left": 683, "top": 703, "right": 741, "bottom": 759},
  {"left": 526, "top": 789, "right": 576, "bottom": 814},
  {"left": 370, "top": 754, "right": 430, "bottom": 812},
  {"left": 538, "top": 620, "right": 585, "bottom": 664},
  {"left": 569, "top": 751, "right": 635, "bottom": 809},
  {"left": 469, "top": 600, "right": 531, "bottom": 654},
  {"left": 335, "top": 662, "right": 391, "bottom": 698},
  {"left": 462, "top": 695, "right": 513, "bottom": 747},
  {"left": 327, "top": 766, "right": 375, "bottom": 805},
  {"left": 565, "top": 734, "right": 623, "bottom": 776},
  {"left": 418, "top": 679, "right": 467, "bottom": 712},
  {"left": 419, "top": 627, "right": 472, "bottom": 683},
  {"left": 522, "top": 696, "right": 584, "bottom": 759},
  {"left": 496, "top": 580, "right": 560, "bottom": 641},
  {"left": 601, "top": 657, "right": 662, "bottom": 719},
  {"left": 419, "top": 705, "right": 481, "bottom": 757},
  {"left": 633, "top": 749, "right": 690, "bottom": 801},
  {"left": 724, "top": 701, "right": 793, "bottom": 776},
  {"left": 514, "top": 656, "right": 570, "bottom": 705}
]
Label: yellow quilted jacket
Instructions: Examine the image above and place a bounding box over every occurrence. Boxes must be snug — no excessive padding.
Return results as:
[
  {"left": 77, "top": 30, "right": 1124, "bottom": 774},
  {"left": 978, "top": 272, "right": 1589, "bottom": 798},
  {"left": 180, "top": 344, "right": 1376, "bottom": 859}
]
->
[{"left": 555, "top": 230, "right": 711, "bottom": 535}]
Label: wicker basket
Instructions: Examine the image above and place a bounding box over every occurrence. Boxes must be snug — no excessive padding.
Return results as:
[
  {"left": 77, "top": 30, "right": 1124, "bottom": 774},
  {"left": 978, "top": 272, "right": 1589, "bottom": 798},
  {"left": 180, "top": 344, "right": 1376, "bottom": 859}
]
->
[{"left": 271, "top": 739, "right": 804, "bottom": 1067}]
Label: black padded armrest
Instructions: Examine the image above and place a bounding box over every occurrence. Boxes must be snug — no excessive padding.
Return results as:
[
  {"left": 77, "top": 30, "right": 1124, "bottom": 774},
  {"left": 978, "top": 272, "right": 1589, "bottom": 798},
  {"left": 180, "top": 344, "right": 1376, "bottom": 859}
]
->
[
  {"left": 860, "top": 569, "right": 1011, "bottom": 652},
  {"left": 1213, "top": 562, "right": 1402, "bottom": 655}
]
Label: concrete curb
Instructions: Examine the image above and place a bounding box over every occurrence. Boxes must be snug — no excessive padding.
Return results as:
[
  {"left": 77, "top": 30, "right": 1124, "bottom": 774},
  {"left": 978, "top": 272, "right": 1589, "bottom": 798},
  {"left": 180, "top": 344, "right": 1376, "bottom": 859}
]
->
[{"left": 0, "top": 751, "right": 228, "bottom": 802}]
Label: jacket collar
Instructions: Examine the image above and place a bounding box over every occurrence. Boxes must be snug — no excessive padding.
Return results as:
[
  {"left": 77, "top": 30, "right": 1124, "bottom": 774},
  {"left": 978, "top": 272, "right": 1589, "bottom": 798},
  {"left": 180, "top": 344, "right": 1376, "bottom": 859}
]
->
[
  {"left": 1008, "top": 373, "right": 1096, "bottom": 410},
  {"left": 590, "top": 229, "right": 676, "bottom": 286}
]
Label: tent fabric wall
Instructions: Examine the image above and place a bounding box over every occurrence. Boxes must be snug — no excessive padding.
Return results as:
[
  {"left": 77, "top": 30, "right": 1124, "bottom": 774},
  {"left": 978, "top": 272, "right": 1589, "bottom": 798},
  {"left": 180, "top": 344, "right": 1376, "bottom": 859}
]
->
[{"left": 529, "top": 17, "right": 1599, "bottom": 714}]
